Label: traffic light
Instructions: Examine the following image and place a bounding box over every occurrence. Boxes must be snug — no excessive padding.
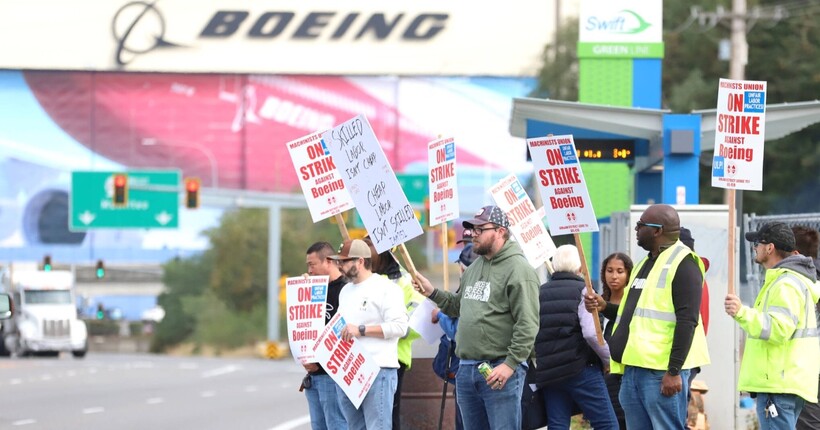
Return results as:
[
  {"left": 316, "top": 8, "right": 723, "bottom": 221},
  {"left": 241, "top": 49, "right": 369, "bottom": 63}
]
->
[
  {"left": 113, "top": 174, "right": 128, "bottom": 206},
  {"left": 43, "top": 255, "right": 52, "bottom": 271},
  {"left": 185, "top": 177, "right": 200, "bottom": 209},
  {"left": 95, "top": 260, "right": 105, "bottom": 279},
  {"left": 96, "top": 303, "right": 105, "bottom": 320}
]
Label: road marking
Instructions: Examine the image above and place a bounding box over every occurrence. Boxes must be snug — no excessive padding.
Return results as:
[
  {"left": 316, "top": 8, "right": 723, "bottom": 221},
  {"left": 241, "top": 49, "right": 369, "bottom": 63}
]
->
[
  {"left": 268, "top": 415, "right": 311, "bottom": 430},
  {"left": 200, "top": 390, "right": 216, "bottom": 398},
  {"left": 12, "top": 419, "right": 36, "bottom": 426},
  {"left": 244, "top": 386, "right": 258, "bottom": 393},
  {"left": 146, "top": 397, "right": 164, "bottom": 405},
  {"left": 201, "top": 365, "right": 240, "bottom": 378},
  {"left": 82, "top": 407, "right": 105, "bottom": 414},
  {"left": 10, "top": 378, "right": 22, "bottom": 385}
]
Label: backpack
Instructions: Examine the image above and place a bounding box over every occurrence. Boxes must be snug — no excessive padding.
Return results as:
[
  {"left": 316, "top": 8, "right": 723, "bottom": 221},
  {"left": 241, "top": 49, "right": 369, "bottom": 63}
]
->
[{"left": 432, "top": 334, "right": 459, "bottom": 384}]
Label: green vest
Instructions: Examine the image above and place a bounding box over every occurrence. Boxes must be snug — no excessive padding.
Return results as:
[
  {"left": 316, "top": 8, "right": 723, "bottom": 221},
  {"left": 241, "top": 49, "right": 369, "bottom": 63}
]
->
[
  {"left": 736, "top": 268, "right": 820, "bottom": 402},
  {"left": 610, "top": 241, "right": 710, "bottom": 374}
]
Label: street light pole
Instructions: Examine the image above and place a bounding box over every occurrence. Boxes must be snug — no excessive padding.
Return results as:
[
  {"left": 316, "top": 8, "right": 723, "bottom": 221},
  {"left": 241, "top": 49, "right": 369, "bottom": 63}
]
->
[{"left": 141, "top": 138, "right": 219, "bottom": 188}]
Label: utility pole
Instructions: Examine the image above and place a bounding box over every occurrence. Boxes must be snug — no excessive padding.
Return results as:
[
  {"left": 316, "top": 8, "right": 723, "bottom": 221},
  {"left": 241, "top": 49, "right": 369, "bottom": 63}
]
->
[
  {"left": 729, "top": 0, "right": 747, "bottom": 233},
  {"left": 729, "top": 0, "right": 748, "bottom": 81},
  {"left": 684, "top": 1, "right": 786, "bottom": 211}
]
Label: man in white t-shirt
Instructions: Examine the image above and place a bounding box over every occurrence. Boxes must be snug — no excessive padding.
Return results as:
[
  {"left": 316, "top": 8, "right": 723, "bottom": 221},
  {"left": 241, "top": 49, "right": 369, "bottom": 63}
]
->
[{"left": 327, "top": 239, "right": 409, "bottom": 430}]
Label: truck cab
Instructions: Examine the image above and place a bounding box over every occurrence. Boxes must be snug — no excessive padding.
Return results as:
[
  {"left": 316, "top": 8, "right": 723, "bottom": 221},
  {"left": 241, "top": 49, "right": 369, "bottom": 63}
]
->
[{"left": 0, "top": 267, "right": 88, "bottom": 358}]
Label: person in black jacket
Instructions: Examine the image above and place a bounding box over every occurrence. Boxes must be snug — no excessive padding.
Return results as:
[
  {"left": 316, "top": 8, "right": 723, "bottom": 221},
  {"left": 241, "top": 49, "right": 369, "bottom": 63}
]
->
[{"left": 534, "top": 244, "right": 618, "bottom": 430}]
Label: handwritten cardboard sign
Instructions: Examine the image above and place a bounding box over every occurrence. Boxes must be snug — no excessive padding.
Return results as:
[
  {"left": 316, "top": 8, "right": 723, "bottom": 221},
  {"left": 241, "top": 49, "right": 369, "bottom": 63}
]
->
[
  {"left": 427, "top": 137, "right": 459, "bottom": 226},
  {"left": 489, "top": 174, "right": 556, "bottom": 267},
  {"left": 711, "top": 78, "right": 767, "bottom": 191},
  {"left": 285, "top": 276, "right": 328, "bottom": 364},
  {"left": 322, "top": 115, "right": 423, "bottom": 253},
  {"left": 527, "top": 135, "right": 599, "bottom": 234},
  {"left": 286, "top": 131, "right": 355, "bottom": 222},
  {"left": 312, "top": 313, "right": 380, "bottom": 409}
]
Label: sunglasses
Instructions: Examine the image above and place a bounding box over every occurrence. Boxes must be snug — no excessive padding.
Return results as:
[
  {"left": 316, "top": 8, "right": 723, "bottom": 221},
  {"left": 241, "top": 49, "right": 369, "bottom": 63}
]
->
[
  {"left": 335, "top": 258, "right": 359, "bottom": 265},
  {"left": 636, "top": 220, "right": 663, "bottom": 229}
]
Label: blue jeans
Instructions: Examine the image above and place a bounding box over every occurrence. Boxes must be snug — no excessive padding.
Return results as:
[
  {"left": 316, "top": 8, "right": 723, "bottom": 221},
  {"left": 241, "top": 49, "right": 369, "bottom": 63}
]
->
[
  {"left": 336, "top": 367, "right": 397, "bottom": 430},
  {"left": 454, "top": 387, "right": 464, "bottom": 430},
  {"left": 619, "top": 366, "right": 690, "bottom": 429},
  {"left": 304, "top": 373, "right": 346, "bottom": 430},
  {"left": 755, "top": 393, "right": 805, "bottom": 430},
  {"left": 542, "top": 364, "right": 619, "bottom": 430},
  {"left": 456, "top": 359, "right": 525, "bottom": 430}
]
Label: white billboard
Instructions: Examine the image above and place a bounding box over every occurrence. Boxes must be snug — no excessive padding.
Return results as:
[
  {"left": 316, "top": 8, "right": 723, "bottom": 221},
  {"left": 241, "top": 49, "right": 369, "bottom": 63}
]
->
[{"left": 0, "top": 0, "right": 553, "bottom": 76}]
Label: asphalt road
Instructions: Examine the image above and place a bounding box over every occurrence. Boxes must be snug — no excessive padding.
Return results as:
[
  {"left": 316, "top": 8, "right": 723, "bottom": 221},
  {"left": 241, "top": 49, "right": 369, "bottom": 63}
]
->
[{"left": 0, "top": 353, "right": 311, "bottom": 430}]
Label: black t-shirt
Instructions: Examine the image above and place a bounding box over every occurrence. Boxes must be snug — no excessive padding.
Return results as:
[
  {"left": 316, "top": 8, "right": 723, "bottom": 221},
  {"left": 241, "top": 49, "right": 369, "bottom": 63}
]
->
[
  {"left": 312, "top": 275, "right": 347, "bottom": 376},
  {"left": 324, "top": 275, "right": 346, "bottom": 324},
  {"left": 607, "top": 252, "right": 702, "bottom": 372}
]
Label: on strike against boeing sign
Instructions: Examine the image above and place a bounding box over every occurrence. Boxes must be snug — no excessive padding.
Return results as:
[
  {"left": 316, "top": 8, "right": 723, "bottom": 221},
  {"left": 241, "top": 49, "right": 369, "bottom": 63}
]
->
[
  {"left": 286, "top": 131, "right": 354, "bottom": 223},
  {"left": 527, "top": 135, "right": 598, "bottom": 235},
  {"left": 711, "top": 78, "right": 767, "bottom": 191}
]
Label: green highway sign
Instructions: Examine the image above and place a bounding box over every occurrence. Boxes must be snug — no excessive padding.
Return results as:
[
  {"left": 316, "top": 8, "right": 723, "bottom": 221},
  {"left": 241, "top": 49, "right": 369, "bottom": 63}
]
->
[
  {"left": 396, "top": 173, "right": 428, "bottom": 205},
  {"left": 70, "top": 170, "right": 181, "bottom": 230}
]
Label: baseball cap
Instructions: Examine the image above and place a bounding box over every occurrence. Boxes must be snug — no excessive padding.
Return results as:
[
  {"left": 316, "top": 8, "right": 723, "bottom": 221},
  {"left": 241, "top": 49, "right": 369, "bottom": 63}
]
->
[
  {"left": 745, "top": 222, "right": 796, "bottom": 252},
  {"left": 456, "top": 228, "right": 474, "bottom": 244},
  {"left": 326, "top": 239, "right": 372, "bottom": 260},
  {"left": 462, "top": 205, "right": 510, "bottom": 229},
  {"left": 455, "top": 243, "right": 478, "bottom": 266}
]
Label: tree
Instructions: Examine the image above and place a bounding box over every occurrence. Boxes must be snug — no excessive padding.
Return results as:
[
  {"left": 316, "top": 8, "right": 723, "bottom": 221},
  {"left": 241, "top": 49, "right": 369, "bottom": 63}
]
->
[
  {"left": 205, "top": 208, "right": 269, "bottom": 312},
  {"left": 688, "top": 0, "right": 820, "bottom": 213},
  {"left": 532, "top": 0, "right": 820, "bottom": 214},
  {"left": 151, "top": 253, "right": 212, "bottom": 352},
  {"left": 153, "top": 204, "right": 430, "bottom": 350},
  {"left": 530, "top": 18, "right": 579, "bottom": 101},
  {"left": 205, "top": 207, "right": 354, "bottom": 312}
]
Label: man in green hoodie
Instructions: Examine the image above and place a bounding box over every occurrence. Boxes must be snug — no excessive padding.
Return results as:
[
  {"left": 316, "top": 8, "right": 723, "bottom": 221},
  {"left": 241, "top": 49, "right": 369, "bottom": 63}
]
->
[{"left": 413, "top": 205, "right": 540, "bottom": 430}]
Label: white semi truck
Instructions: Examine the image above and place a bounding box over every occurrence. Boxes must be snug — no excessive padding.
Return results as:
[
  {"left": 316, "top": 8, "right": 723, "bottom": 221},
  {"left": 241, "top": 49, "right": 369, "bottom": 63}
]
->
[{"left": 0, "top": 266, "right": 88, "bottom": 357}]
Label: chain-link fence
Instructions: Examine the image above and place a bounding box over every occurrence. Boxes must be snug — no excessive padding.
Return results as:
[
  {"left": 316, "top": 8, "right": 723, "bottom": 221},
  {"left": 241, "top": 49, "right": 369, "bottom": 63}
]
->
[{"left": 742, "top": 212, "right": 820, "bottom": 288}]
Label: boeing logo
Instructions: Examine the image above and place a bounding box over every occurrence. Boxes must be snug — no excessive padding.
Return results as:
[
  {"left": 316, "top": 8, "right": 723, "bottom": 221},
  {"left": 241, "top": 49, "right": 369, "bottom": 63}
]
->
[
  {"left": 584, "top": 9, "right": 651, "bottom": 35},
  {"left": 112, "top": 2, "right": 449, "bottom": 67},
  {"left": 112, "top": 0, "right": 183, "bottom": 66},
  {"left": 198, "top": 11, "right": 448, "bottom": 40}
]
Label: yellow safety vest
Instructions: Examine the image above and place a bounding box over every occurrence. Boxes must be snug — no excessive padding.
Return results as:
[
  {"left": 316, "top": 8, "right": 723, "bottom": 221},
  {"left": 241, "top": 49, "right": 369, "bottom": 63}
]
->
[
  {"left": 736, "top": 268, "right": 820, "bottom": 402},
  {"left": 610, "top": 241, "right": 710, "bottom": 375}
]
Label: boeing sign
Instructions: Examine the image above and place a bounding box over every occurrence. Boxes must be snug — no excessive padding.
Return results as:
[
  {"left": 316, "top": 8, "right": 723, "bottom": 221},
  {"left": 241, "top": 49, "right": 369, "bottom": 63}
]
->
[{"left": 0, "top": 0, "right": 552, "bottom": 76}]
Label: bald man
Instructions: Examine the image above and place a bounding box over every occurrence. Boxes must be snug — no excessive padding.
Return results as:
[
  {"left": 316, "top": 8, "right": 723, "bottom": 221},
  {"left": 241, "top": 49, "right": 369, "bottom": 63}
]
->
[{"left": 585, "top": 204, "right": 710, "bottom": 429}]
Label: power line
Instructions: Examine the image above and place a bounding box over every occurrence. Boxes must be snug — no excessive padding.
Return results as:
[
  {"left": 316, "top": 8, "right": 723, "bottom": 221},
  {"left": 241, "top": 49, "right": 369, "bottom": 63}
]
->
[{"left": 669, "top": 2, "right": 802, "bottom": 35}]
